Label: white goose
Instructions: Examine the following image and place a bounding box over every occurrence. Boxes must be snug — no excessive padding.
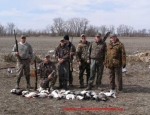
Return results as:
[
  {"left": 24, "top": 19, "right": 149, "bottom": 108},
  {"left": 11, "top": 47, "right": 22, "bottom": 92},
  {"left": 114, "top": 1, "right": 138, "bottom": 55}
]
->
[
  {"left": 24, "top": 91, "right": 38, "bottom": 98},
  {"left": 65, "top": 94, "right": 76, "bottom": 100}
]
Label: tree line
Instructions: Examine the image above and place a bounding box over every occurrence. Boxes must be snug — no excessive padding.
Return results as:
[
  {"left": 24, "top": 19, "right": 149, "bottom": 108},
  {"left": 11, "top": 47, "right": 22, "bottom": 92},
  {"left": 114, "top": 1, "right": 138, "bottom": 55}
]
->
[{"left": 0, "top": 17, "right": 150, "bottom": 37}]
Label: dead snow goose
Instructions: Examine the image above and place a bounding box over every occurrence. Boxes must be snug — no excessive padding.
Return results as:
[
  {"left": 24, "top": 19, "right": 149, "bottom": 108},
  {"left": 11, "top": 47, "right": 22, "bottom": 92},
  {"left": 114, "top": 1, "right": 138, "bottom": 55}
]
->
[
  {"left": 66, "top": 94, "right": 76, "bottom": 100},
  {"left": 24, "top": 91, "right": 38, "bottom": 98}
]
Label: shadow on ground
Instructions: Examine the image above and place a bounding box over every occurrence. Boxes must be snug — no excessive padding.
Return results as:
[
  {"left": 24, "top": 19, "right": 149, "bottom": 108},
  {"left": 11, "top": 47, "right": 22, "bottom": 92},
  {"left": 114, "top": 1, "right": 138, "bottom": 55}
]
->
[{"left": 124, "top": 84, "right": 150, "bottom": 93}]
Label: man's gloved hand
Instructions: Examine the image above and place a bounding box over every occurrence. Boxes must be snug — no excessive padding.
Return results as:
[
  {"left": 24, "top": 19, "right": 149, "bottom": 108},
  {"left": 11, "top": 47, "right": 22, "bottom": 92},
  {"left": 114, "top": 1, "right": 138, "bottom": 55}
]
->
[{"left": 122, "top": 64, "right": 126, "bottom": 68}]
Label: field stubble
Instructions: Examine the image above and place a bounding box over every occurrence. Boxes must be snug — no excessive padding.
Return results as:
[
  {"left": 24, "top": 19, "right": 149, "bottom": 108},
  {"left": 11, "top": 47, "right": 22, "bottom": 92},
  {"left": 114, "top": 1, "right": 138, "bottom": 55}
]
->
[{"left": 0, "top": 36, "right": 150, "bottom": 115}]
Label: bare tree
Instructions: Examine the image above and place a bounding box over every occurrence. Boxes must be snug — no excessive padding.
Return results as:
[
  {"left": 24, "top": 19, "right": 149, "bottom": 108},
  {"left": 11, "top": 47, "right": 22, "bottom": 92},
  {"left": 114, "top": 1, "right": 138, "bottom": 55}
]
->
[
  {"left": 50, "top": 26, "right": 56, "bottom": 36},
  {"left": 6, "top": 23, "right": 15, "bottom": 36},
  {"left": 99, "top": 25, "right": 108, "bottom": 36},
  {"left": 45, "top": 25, "right": 52, "bottom": 36},
  {"left": 108, "top": 25, "right": 115, "bottom": 34},
  {"left": 117, "top": 24, "right": 134, "bottom": 37},
  {"left": 65, "top": 18, "right": 89, "bottom": 36},
  {"left": 0, "top": 24, "right": 6, "bottom": 36},
  {"left": 15, "top": 28, "right": 23, "bottom": 36},
  {"left": 52, "top": 17, "right": 65, "bottom": 36},
  {"left": 141, "top": 29, "right": 147, "bottom": 37},
  {"left": 86, "top": 25, "right": 99, "bottom": 37},
  {"left": 1, "top": 18, "right": 149, "bottom": 37}
]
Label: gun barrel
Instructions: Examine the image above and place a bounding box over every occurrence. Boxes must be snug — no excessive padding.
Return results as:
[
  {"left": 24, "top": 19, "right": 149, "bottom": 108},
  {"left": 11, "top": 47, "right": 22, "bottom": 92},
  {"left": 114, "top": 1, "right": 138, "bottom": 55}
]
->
[
  {"left": 103, "top": 32, "right": 110, "bottom": 42},
  {"left": 14, "top": 30, "right": 18, "bottom": 51},
  {"left": 34, "top": 60, "right": 38, "bottom": 90}
]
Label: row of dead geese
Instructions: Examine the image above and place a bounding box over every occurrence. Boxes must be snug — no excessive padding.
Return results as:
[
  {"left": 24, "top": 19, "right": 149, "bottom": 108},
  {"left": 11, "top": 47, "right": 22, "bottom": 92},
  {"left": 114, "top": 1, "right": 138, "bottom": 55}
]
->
[{"left": 10, "top": 88, "right": 116, "bottom": 101}]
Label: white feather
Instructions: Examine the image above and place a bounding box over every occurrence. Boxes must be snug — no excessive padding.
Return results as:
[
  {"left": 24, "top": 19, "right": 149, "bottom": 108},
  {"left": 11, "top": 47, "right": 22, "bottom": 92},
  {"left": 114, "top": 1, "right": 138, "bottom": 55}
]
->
[
  {"left": 76, "top": 95, "right": 84, "bottom": 100},
  {"left": 66, "top": 94, "right": 75, "bottom": 100},
  {"left": 37, "top": 92, "right": 48, "bottom": 98},
  {"left": 80, "top": 90, "right": 89, "bottom": 95},
  {"left": 24, "top": 92, "right": 37, "bottom": 98},
  {"left": 10, "top": 89, "right": 16, "bottom": 93}
]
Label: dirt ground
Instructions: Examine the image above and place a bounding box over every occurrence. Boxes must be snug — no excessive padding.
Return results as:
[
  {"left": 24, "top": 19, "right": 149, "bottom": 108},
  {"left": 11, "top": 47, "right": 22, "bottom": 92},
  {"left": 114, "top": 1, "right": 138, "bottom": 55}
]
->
[{"left": 0, "top": 36, "right": 150, "bottom": 115}]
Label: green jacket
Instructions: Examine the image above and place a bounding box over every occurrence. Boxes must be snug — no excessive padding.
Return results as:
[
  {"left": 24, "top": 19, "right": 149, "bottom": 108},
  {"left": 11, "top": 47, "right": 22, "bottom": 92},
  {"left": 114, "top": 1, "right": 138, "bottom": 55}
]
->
[
  {"left": 88, "top": 40, "right": 106, "bottom": 62},
  {"left": 105, "top": 39, "right": 126, "bottom": 68}
]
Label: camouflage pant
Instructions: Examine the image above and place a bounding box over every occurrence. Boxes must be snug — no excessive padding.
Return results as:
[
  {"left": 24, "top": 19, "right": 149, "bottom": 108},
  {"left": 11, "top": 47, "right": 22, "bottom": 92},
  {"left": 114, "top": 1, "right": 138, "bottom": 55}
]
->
[
  {"left": 58, "top": 62, "right": 69, "bottom": 80},
  {"left": 40, "top": 75, "right": 57, "bottom": 89},
  {"left": 108, "top": 67, "right": 122, "bottom": 91},
  {"left": 79, "top": 61, "right": 90, "bottom": 86},
  {"left": 88, "top": 59, "right": 104, "bottom": 86},
  {"left": 58, "top": 62, "right": 69, "bottom": 88},
  {"left": 16, "top": 59, "right": 30, "bottom": 87},
  {"left": 68, "top": 63, "right": 73, "bottom": 85}
]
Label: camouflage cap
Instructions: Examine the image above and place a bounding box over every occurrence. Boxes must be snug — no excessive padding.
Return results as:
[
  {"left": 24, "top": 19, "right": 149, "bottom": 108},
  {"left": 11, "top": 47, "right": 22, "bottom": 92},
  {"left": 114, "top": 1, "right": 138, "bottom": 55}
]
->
[
  {"left": 81, "top": 34, "right": 86, "bottom": 37},
  {"left": 45, "top": 54, "right": 50, "bottom": 58},
  {"left": 96, "top": 33, "right": 101, "bottom": 37},
  {"left": 110, "top": 34, "right": 117, "bottom": 38},
  {"left": 21, "top": 35, "right": 26, "bottom": 38},
  {"left": 60, "top": 38, "right": 64, "bottom": 42}
]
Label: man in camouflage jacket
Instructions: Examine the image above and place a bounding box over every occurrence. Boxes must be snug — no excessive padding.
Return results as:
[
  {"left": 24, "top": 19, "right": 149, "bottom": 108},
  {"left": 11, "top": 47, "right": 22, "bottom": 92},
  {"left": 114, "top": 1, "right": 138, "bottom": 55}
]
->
[
  {"left": 37, "top": 54, "right": 57, "bottom": 90},
  {"left": 55, "top": 38, "right": 70, "bottom": 90},
  {"left": 86, "top": 33, "right": 106, "bottom": 90},
  {"left": 76, "top": 34, "right": 90, "bottom": 88},
  {"left": 104, "top": 34, "right": 126, "bottom": 93}
]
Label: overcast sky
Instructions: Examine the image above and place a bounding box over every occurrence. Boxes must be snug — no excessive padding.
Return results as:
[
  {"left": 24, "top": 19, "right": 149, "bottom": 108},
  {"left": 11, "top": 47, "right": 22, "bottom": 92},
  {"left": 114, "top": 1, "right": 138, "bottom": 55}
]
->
[{"left": 0, "top": 0, "right": 150, "bottom": 30}]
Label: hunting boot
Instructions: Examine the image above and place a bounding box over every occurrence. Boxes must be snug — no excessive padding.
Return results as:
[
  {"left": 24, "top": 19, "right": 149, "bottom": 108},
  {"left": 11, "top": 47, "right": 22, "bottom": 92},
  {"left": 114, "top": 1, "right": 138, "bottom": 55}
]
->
[{"left": 86, "top": 84, "right": 92, "bottom": 90}]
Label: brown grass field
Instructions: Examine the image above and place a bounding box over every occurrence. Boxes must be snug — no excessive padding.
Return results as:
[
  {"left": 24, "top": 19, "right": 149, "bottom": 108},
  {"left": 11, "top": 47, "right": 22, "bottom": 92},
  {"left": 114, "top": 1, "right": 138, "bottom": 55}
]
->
[{"left": 0, "top": 36, "right": 150, "bottom": 115}]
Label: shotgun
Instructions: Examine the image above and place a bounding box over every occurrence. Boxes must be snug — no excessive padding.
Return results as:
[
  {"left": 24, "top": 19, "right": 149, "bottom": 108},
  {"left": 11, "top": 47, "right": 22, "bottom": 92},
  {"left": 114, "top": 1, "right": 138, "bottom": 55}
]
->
[
  {"left": 103, "top": 32, "right": 110, "bottom": 42},
  {"left": 14, "top": 30, "right": 21, "bottom": 61},
  {"left": 69, "top": 36, "right": 73, "bottom": 71},
  {"left": 34, "top": 60, "right": 38, "bottom": 90}
]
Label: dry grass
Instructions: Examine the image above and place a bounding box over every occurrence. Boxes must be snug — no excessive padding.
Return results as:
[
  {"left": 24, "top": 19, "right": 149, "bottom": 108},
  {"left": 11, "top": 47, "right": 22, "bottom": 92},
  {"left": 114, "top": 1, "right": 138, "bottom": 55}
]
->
[{"left": 0, "top": 37, "right": 150, "bottom": 115}]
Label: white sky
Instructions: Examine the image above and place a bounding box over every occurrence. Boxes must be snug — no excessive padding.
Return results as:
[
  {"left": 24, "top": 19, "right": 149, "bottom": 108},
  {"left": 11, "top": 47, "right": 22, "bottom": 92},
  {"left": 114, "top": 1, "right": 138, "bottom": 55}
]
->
[{"left": 0, "top": 0, "right": 150, "bottom": 30}]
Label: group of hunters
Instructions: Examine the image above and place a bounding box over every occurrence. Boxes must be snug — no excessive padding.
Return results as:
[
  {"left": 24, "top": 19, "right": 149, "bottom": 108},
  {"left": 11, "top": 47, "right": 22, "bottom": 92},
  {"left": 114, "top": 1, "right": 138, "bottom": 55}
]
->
[{"left": 12, "top": 33, "right": 126, "bottom": 94}]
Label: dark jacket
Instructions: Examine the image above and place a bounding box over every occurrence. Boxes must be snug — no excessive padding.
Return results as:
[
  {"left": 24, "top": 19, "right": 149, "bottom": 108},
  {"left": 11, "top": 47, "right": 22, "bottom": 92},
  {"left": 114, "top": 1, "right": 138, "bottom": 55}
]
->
[{"left": 55, "top": 44, "right": 70, "bottom": 62}]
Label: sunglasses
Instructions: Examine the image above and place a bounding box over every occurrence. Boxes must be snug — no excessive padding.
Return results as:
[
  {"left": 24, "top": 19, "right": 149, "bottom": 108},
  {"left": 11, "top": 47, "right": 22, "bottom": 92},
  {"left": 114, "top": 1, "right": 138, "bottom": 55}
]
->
[{"left": 21, "top": 37, "right": 26, "bottom": 39}]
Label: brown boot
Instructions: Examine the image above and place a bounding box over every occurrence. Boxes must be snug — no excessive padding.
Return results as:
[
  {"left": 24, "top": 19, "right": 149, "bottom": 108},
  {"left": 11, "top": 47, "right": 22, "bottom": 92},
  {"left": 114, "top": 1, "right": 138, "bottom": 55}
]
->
[{"left": 86, "top": 85, "right": 92, "bottom": 90}]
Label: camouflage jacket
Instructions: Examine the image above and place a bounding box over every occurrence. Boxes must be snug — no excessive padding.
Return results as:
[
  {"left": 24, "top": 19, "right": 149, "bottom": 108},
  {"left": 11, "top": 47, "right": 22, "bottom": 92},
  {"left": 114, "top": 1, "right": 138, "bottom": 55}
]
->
[
  {"left": 76, "top": 40, "right": 90, "bottom": 62},
  {"left": 105, "top": 40, "right": 126, "bottom": 68},
  {"left": 38, "top": 61, "right": 56, "bottom": 79},
  {"left": 88, "top": 40, "right": 106, "bottom": 61},
  {"left": 65, "top": 42, "right": 76, "bottom": 61},
  {"left": 55, "top": 44, "right": 70, "bottom": 62}
]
